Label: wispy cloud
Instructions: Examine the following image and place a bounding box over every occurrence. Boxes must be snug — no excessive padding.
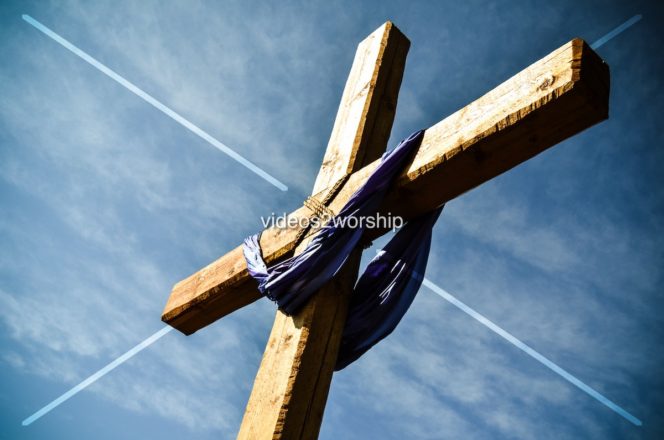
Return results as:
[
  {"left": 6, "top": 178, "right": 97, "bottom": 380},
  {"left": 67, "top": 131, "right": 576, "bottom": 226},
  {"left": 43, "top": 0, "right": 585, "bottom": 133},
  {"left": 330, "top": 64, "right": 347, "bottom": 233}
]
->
[
  {"left": 1, "top": 1, "right": 661, "bottom": 439},
  {"left": 21, "top": 326, "right": 174, "bottom": 426},
  {"left": 22, "top": 14, "right": 288, "bottom": 191}
]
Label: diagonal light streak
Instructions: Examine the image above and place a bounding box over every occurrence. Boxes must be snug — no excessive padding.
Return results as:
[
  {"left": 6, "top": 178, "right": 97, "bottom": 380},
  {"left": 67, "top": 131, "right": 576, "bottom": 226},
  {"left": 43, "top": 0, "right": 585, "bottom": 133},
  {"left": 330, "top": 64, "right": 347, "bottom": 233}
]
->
[
  {"left": 420, "top": 277, "right": 642, "bottom": 426},
  {"left": 21, "top": 326, "right": 173, "bottom": 426},
  {"left": 21, "top": 14, "right": 288, "bottom": 192},
  {"left": 591, "top": 14, "right": 642, "bottom": 49}
]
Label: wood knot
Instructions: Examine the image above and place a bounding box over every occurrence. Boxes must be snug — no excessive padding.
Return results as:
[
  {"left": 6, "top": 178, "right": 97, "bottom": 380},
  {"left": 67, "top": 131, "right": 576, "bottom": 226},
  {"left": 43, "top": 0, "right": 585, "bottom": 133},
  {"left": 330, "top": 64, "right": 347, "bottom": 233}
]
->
[{"left": 537, "top": 74, "right": 556, "bottom": 91}]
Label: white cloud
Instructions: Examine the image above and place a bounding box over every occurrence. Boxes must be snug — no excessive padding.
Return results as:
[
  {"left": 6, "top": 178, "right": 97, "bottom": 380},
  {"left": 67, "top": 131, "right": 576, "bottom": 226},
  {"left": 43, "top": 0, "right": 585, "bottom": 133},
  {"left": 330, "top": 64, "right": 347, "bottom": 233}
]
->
[{"left": 1, "top": 1, "right": 660, "bottom": 439}]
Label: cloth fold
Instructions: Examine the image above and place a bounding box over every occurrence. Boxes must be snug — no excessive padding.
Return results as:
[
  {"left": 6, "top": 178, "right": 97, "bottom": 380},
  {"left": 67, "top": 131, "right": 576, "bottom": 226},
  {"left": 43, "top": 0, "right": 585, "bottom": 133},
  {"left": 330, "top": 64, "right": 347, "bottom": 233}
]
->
[
  {"left": 335, "top": 205, "right": 442, "bottom": 370},
  {"left": 243, "top": 130, "right": 443, "bottom": 370}
]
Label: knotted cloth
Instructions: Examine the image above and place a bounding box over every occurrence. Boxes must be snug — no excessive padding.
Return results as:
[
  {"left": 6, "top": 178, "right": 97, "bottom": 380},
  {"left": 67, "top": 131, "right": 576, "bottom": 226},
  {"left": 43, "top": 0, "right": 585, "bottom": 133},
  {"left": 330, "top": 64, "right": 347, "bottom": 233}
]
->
[{"left": 243, "top": 130, "right": 443, "bottom": 370}]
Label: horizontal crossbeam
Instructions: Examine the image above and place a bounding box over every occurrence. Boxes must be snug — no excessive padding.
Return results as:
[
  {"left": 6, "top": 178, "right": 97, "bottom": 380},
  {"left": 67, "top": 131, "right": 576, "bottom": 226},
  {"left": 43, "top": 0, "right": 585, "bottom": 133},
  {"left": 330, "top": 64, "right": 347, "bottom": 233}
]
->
[{"left": 162, "top": 38, "right": 609, "bottom": 335}]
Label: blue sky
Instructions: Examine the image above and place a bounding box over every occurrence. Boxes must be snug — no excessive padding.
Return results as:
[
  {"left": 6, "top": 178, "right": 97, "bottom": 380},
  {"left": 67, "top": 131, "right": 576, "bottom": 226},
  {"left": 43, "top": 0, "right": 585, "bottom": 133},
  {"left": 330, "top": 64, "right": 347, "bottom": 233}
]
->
[{"left": 1, "top": 0, "right": 662, "bottom": 439}]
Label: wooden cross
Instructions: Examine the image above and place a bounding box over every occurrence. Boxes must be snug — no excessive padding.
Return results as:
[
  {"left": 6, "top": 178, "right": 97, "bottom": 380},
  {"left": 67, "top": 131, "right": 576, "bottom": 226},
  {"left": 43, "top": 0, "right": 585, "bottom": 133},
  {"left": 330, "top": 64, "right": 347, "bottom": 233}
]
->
[{"left": 162, "top": 22, "right": 609, "bottom": 439}]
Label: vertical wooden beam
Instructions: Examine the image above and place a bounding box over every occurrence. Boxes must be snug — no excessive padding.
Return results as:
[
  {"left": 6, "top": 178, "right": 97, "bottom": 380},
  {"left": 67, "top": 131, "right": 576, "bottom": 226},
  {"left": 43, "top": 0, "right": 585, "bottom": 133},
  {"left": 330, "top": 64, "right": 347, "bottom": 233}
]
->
[
  {"left": 237, "top": 249, "right": 361, "bottom": 440},
  {"left": 237, "top": 22, "right": 410, "bottom": 439}
]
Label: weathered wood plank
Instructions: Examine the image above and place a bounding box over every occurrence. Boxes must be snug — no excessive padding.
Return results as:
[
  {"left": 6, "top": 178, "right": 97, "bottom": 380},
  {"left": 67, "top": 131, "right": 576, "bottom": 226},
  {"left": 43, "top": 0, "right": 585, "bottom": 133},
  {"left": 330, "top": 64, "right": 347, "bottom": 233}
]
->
[
  {"left": 313, "top": 21, "right": 409, "bottom": 193},
  {"left": 162, "top": 38, "right": 609, "bottom": 335},
  {"left": 237, "top": 21, "right": 410, "bottom": 440},
  {"left": 237, "top": 250, "right": 361, "bottom": 440}
]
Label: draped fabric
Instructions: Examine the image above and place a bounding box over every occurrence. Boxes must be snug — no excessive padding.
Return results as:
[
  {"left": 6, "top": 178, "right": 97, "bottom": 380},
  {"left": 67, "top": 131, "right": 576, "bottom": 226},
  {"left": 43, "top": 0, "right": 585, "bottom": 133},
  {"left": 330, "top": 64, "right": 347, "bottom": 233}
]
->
[
  {"left": 243, "top": 130, "right": 425, "bottom": 313},
  {"left": 243, "top": 130, "right": 443, "bottom": 369},
  {"left": 335, "top": 205, "right": 442, "bottom": 370}
]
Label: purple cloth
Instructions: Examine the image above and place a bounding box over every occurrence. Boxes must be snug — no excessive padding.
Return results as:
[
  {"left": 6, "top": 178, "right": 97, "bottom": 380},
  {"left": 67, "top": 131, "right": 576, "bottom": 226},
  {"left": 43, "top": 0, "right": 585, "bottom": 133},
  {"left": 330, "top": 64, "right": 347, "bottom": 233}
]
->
[
  {"left": 243, "top": 130, "right": 443, "bottom": 369},
  {"left": 335, "top": 205, "right": 442, "bottom": 370}
]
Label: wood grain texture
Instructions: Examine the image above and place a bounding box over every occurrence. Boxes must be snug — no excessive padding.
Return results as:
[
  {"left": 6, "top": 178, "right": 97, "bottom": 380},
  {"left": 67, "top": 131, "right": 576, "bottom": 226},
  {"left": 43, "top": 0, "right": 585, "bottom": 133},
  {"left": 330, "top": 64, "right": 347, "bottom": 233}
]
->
[
  {"left": 162, "top": 37, "right": 609, "bottom": 336},
  {"left": 313, "top": 21, "right": 409, "bottom": 194},
  {"left": 236, "top": 250, "right": 361, "bottom": 440}
]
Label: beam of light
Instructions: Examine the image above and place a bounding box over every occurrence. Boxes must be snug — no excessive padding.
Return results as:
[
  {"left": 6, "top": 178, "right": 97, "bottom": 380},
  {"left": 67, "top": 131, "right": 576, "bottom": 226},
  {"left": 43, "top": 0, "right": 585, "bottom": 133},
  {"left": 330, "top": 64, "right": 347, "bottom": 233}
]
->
[
  {"left": 420, "top": 277, "right": 642, "bottom": 426},
  {"left": 21, "top": 14, "right": 288, "bottom": 192},
  {"left": 591, "top": 14, "right": 642, "bottom": 49},
  {"left": 21, "top": 326, "right": 173, "bottom": 426}
]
